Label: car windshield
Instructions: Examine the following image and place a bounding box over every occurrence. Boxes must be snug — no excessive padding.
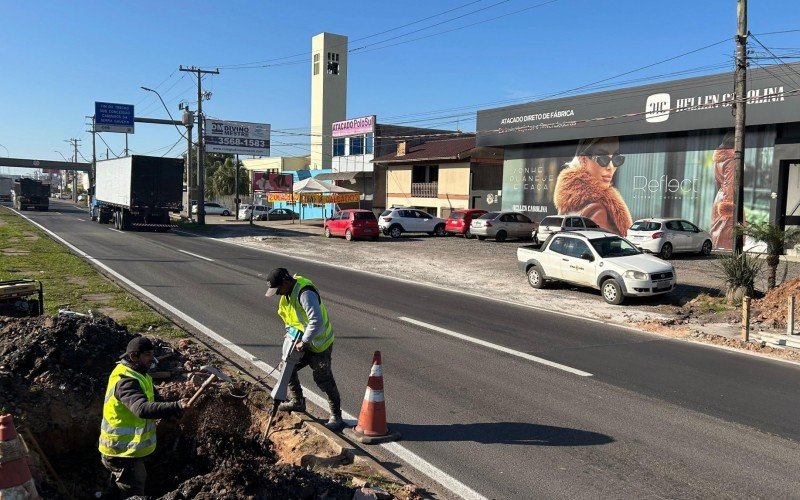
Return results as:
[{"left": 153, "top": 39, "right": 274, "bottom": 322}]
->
[
  {"left": 590, "top": 237, "right": 641, "bottom": 258},
  {"left": 630, "top": 221, "right": 661, "bottom": 231},
  {"left": 540, "top": 216, "right": 563, "bottom": 227},
  {"left": 478, "top": 212, "right": 500, "bottom": 220},
  {"left": 354, "top": 212, "right": 376, "bottom": 220}
]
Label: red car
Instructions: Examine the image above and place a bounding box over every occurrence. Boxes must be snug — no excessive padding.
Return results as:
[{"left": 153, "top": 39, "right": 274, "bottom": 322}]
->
[
  {"left": 445, "top": 209, "right": 487, "bottom": 238},
  {"left": 324, "top": 209, "right": 380, "bottom": 241}
]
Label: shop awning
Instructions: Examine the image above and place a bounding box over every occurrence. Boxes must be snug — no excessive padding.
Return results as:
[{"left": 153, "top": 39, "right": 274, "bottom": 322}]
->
[{"left": 314, "top": 171, "right": 360, "bottom": 181}]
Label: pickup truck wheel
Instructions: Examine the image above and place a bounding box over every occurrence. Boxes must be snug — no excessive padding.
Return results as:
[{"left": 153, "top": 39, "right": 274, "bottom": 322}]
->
[
  {"left": 527, "top": 267, "right": 546, "bottom": 289},
  {"left": 495, "top": 230, "right": 507, "bottom": 242},
  {"left": 700, "top": 239, "right": 712, "bottom": 256},
  {"left": 389, "top": 225, "right": 403, "bottom": 238},
  {"left": 602, "top": 279, "right": 625, "bottom": 305},
  {"left": 659, "top": 242, "right": 673, "bottom": 260}
]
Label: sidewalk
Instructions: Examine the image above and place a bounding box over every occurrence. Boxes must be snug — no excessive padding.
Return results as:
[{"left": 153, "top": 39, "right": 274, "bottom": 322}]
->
[{"left": 176, "top": 215, "right": 800, "bottom": 361}]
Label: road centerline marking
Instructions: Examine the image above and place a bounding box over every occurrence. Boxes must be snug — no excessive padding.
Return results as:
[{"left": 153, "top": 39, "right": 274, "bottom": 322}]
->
[
  {"left": 108, "top": 228, "right": 123, "bottom": 233},
  {"left": 177, "top": 249, "right": 215, "bottom": 262},
  {"left": 399, "top": 316, "right": 593, "bottom": 377},
  {"left": 76, "top": 218, "right": 85, "bottom": 221}
]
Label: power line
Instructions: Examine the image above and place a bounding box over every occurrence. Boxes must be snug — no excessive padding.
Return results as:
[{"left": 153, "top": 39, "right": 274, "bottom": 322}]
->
[{"left": 96, "top": 134, "right": 119, "bottom": 158}]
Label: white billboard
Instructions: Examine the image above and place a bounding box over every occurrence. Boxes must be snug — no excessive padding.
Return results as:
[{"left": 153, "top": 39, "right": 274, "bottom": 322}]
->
[{"left": 204, "top": 119, "right": 270, "bottom": 156}]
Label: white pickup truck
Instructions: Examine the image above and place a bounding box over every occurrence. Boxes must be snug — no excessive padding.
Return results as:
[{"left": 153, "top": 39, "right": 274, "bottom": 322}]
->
[{"left": 517, "top": 230, "right": 677, "bottom": 304}]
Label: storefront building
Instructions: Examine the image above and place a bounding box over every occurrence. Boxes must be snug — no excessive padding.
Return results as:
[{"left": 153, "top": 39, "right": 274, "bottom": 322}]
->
[
  {"left": 477, "top": 62, "right": 800, "bottom": 251},
  {"left": 372, "top": 136, "right": 503, "bottom": 218},
  {"left": 319, "top": 114, "right": 456, "bottom": 213}
]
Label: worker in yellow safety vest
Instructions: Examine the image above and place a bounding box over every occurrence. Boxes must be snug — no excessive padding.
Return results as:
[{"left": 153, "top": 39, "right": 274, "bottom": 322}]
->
[
  {"left": 98, "top": 336, "right": 189, "bottom": 497},
  {"left": 265, "top": 267, "right": 344, "bottom": 431}
]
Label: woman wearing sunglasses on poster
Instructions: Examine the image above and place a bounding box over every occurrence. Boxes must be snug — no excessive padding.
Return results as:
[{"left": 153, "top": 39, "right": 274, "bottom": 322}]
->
[{"left": 553, "top": 136, "right": 633, "bottom": 236}]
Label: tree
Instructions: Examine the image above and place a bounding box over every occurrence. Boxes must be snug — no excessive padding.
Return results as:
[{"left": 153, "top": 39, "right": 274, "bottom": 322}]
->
[
  {"left": 209, "top": 158, "right": 249, "bottom": 197},
  {"left": 736, "top": 221, "right": 800, "bottom": 290}
]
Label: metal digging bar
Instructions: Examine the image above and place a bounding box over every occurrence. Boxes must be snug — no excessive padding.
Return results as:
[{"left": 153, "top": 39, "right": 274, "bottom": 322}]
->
[{"left": 262, "top": 339, "right": 304, "bottom": 440}]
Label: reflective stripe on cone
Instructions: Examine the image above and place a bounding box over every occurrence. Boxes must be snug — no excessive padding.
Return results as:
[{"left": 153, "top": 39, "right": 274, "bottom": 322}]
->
[{"left": 0, "top": 414, "right": 39, "bottom": 498}]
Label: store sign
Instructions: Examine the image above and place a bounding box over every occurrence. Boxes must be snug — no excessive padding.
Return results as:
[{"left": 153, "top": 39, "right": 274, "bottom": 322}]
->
[
  {"left": 268, "top": 192, "right": 360, "bottom": 204},
  {"left": 95, "top": 102, "right": 134, "bottom": 134},
  {"left": 332, "top": 115, "right": 375, "bottom": 137},
  {"left": 252, "top": 172, "right": 293, "bottom": 193},
  {"left": 477, "top": 62, "right": 800, "bottom": 147},
  {"left": 204, "top": 119, "right": 270, "bottom": 155}
]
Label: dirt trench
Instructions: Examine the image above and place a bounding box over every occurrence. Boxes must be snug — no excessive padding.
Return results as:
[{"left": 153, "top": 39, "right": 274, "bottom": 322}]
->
[{"left": 0, "top": 314, "right": 405, "bottom": 499}]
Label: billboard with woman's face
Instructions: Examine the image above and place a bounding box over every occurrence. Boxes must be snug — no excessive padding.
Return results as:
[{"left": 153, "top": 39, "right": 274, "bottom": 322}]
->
[{"left": 501, "top": 126, "right": 777, "bottom": 250}]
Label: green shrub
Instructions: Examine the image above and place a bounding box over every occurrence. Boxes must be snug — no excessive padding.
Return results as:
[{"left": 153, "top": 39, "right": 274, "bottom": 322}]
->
[{"left": 714, "top": 251, "right": 762, "bottom": 297}]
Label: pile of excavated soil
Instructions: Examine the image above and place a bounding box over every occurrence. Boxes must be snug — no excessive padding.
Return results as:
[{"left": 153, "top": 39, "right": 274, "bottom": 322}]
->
[
  {"left": 0, "top": 314, "right": 358, "bottom": 499},
  {"left": 751, "top": 277, "right": 800, "bottom": 329}
]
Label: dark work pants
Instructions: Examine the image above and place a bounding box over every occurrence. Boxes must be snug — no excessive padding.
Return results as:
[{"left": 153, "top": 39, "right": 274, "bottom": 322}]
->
[
  {"left": 288, "top": 345, "right": 341, "bottom": 415},
  {"left": 101, "top": 454, "right": 147, "bottom": 497}
]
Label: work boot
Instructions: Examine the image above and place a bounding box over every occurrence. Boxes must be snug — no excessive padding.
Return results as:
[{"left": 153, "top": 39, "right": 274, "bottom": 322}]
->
[
  {"left": 324, "top": 413, "right": 345, "bottom": 432},
  {"left": 278, "top": 397, "right": 306, "bottom": 413}
]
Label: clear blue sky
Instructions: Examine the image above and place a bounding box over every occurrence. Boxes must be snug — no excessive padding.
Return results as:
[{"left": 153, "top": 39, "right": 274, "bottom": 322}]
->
[{"left": 1, "top": 0, "right": 798, "bottom": 174}]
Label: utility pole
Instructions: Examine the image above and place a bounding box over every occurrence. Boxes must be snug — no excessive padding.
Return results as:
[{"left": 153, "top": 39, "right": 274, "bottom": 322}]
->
[
  {"left": 65, "top": 138, "right": 81, "bottom": 201},
  {"left": 181, "top": 104, "right": 195, "bottom": 221},
  {"left": 86, "top": 116, "right": 96, "bottom": 208},
  {"left": 733, "top": 0, "right": 748, "bottom": 253},
  {"left": 234, "top": 154, "right": 240, "bottom": 220},
  {"left": 180, "top": 65, "right": 219, "bottom": 225}
]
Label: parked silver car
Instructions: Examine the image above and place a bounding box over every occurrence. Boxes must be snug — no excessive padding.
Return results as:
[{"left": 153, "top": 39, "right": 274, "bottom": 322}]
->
[
  {"left": 627, "top": 218, "right": 713, "bottom": 259},
  {"left": 470, "top": 211, "right": 537, "bottom": 242},
  {"left": 534, "top": 215, "right": 601, "bottom": 244}
]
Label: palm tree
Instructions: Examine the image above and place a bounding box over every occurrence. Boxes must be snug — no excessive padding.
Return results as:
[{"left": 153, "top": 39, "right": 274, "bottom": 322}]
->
[{"left": 737, "top": 221, "right": 800, "bottom": 290}]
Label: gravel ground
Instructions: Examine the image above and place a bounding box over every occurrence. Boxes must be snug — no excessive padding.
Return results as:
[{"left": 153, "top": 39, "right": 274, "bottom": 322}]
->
[{"left": 195, "top": 216, "right": 800, "bottom": 336}]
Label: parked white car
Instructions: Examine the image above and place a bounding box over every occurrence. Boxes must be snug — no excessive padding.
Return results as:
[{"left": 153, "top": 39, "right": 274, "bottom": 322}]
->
[
  {"left": 517, "top": 230, "right": 676, "bottom": 304},
  {"left": 627, "top": 218, "right": 713, "bottom": 259},
  {"left": 470, "top": 211, "right": 537, "bottom": 242},
  {"left": 192, "top": 202, "right": 231, "bottom": 216},
  {"left": 378, "top": 207, "right": 446, "bottom": 238},
  {"left": 534, "top": 215, "right": 601, "bottom": 244}
]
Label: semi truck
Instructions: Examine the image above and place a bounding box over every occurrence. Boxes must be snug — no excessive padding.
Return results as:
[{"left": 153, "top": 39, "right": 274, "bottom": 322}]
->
[
  {"left": 0, "top": 176, "right": 13, "bottom": 203},
  {"left": 91, "top": 155, "right": 183, "bottom": 231},
  {"left": 11, "top": 178, "right": 50, "bottom": 211}
]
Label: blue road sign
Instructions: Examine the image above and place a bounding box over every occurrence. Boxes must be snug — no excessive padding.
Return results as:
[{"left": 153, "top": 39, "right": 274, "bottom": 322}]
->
[{"left": 95, "top": 102, "right": 134, "bottom": 133}]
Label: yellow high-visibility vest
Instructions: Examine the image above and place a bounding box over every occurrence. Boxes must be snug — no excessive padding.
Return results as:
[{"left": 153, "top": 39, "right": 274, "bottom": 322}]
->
[
  {"left": 278, "top": 276, "right": 334, "bottom": 353},
  {"left": 98, "top": 363, "right": 157, "bottom": 458}
]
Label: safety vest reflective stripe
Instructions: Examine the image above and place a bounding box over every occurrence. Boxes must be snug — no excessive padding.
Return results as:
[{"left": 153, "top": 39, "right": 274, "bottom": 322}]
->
[
  {"left": 98, "top": 363, "right": 157, "bottom": 458},
  {"left": 278, "top": 276, "right": 334, "bottom": 353},
  {"left": 98, "top": 433, "right": 157, "bottom": 452},
  {"left": 100, "top": 419, "right": 156, "bottom": 436}
]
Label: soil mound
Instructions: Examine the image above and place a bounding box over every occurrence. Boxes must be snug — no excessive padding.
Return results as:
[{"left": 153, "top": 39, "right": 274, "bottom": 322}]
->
[
  {"left": 751, "top": 277, "right": 800, "bottom": 329},
  {"left": 0, "top": 314, "right": 357, "bottom": 499}
]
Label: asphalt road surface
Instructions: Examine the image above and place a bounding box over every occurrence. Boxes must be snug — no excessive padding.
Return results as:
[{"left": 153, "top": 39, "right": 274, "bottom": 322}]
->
[{"left": 20, "top": 201, "right": 800, "bottom": 499}]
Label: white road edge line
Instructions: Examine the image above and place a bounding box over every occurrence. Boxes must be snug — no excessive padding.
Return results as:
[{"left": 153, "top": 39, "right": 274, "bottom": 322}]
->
[
  {"left": 16, "top": 212, "right": 488, "bottom": 500},
  {"left": 399, "top": 316, "right": 593, "bottom": 377},
  {"left": 76, "top": 218, "right": 85, "bottom": 221},
  {"left": 176, "top": 249, "right": 215, "bottom": 262},
  {"left": 108, "top": 228, "right": 123, "bottom": 233}
]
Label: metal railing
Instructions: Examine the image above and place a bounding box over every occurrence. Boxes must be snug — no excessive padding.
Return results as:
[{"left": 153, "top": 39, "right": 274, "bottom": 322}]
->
[{"left": 411, "top": 182, "right": 438, "bottom": 198}]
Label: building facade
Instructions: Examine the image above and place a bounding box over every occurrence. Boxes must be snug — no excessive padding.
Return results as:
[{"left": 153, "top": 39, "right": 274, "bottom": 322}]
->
[
  {"left": 373, "top": 136, "right": 503, "bottom": 218},
  {"left": 477, "top": 62, "right": 800, "bottom": 251}
]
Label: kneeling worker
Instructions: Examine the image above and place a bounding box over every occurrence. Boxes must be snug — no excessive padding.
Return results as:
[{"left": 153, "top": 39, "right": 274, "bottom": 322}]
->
[
  {"left": 99, "top": 336, "right": 189, "bottom": 497},
  {"left": 265, "top": 267, "right": 345, "bottom": 431}
]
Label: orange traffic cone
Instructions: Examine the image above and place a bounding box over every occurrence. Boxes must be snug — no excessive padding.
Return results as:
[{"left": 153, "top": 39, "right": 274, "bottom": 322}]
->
[
  {"left": 0, "top": 414, "right": 39, "bottom": 499},
  {"left": 344, "top": 351, "right": 401, "bottom": 444}
]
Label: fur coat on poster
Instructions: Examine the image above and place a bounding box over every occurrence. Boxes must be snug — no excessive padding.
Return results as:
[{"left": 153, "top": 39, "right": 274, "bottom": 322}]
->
[
  {"left": 553, "top": 159, "right": 633, "bottom": 237},
  {"left": 710, "top": 147, "right": 736, "bottom": 250}
]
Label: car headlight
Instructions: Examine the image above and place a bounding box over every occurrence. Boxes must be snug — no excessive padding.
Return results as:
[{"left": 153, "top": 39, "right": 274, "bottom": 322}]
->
[{"left": 623, "top": 270, "right": 648, "bottom": 280}]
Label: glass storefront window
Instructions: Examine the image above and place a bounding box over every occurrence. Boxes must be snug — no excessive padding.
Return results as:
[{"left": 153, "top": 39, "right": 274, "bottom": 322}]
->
[
  {"left": 333, "top": 138, "right": 345, "bottom": 157},
  {"left": 350, "top": 136, "right": 364, "bottom": 155},
  {"left": 366, "top": 133, "right": 374, "bottom": 154}
]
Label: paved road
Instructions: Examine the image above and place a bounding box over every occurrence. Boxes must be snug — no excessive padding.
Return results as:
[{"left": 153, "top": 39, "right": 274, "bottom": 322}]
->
[{"left": 22, "top": 201, "right": 800, "bottom": 499}]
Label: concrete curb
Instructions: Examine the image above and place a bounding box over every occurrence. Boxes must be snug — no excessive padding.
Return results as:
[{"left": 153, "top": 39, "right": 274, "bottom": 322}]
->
[{"left": 296, "top": 413, "right": 407, "bottom": 484}]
